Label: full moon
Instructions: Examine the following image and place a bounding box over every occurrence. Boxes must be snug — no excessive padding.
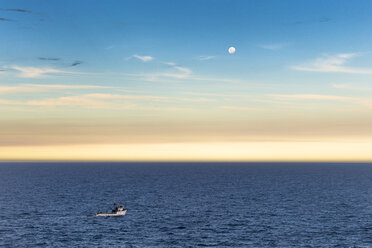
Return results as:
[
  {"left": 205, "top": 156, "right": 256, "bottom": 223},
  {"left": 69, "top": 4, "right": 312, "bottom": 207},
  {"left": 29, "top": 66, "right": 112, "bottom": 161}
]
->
[{"left": 228, "top": 46, "right": 236, "bottom": 54}]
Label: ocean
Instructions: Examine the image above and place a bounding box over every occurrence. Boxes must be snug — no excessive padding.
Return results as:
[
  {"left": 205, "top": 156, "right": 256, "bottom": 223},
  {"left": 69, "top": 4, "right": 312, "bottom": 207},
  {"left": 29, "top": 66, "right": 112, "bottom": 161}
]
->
[{"left": 0, "top": 162, "right": 372, "bottom": 247}]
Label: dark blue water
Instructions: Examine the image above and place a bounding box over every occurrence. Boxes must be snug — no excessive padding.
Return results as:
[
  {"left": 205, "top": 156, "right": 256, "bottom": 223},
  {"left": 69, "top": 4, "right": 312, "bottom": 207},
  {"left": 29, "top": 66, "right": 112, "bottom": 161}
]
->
[{"left": 1, "top": 163, "right": 372, "bottom": 247}]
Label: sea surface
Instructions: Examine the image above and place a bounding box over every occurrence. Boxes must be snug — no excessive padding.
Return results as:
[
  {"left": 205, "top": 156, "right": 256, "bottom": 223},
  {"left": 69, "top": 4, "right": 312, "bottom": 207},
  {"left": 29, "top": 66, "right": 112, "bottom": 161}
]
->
[{"left": 1, "top": 162, "right": 372, "bottom": 247}]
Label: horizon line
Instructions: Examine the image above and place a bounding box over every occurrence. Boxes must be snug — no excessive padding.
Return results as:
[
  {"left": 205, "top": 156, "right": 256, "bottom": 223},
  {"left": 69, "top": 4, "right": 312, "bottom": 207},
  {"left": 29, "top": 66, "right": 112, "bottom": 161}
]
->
[{"left": 1, "top": 160, "right": 372, "bottom": 163}]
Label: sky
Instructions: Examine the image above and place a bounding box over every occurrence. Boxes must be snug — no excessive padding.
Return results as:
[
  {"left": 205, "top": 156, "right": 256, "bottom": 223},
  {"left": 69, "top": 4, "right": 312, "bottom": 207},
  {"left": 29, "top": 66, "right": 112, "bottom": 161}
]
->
[{"left": 1, "top": 0, "right": 372, "bottom": 161}]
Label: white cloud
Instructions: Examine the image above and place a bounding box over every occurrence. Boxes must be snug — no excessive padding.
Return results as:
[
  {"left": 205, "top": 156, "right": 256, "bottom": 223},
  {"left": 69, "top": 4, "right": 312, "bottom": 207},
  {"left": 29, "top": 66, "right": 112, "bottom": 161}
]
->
[
  {"left": 163, "top": 62, "right": 192, "bottom": 78},
  {"left": 9, "top": 66, "right": 73, "bottom": 78},
  {"left": 158, "top": 73, "right": 190, "bottom": 79},
  {"left": 291, "top": 53, "right": 372, "bottom": 74},
  {"left": 23, "top": 94, "right": 140, "bottom": 109},
  {"left": 26, "top": 95, "right": 111, "bottom": 108},
  {"left": 0, "top": 84, "right": 113, "bottom": 94},
  {"left": 269, "top": 93, "right": 372, "bottom": 109},
  {"left": 84, "top": 93, "right": 212, "bottom": 103},
  {"left": 84, "top": 93, "right": 168, "bottom": 101},
  {"left": 90, "top": 60, "right": 247, "bottom": 83},
  {"left": 28, "top": 84, "right": 112, "bottom": 89},
  {"left": 259, "top": 44, "right": 284, "bottom": 50},
  {"left": 332, "top": 84, "right": 372, "bottom": 91},
  {"left": 332, "top": 84, "right": 349, "bottom": 89},
  {"left": 183, "top": 92, "right": 250, "bottom": 97},
  {"left": 23, "top": 94, "right": 151, "bottom": 107},
  {"left": 132, "top": 54, "right": 154, "bottom": 62},
  {"left": 269, "top": 94, "right": 353, "bottom": 101},
  {"left": 164, "top": 62, "right": 192, "bottom": 74},
  {"left": 0, "top": 92, "right": 213, "bottom": 109},
  {"left": 120, "top": 72, "right": 247, "bottom": 83}
]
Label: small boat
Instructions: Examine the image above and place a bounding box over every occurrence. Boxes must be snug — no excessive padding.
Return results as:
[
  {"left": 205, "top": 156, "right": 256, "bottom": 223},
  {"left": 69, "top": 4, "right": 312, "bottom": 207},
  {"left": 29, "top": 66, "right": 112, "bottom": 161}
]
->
[{"left": 95, "top": 202, "right": 127, "bottom": 217}]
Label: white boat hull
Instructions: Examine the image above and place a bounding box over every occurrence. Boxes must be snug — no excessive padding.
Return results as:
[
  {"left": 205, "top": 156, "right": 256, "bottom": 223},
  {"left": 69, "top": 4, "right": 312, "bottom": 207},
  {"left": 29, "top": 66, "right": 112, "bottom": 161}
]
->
[{"left": 96, "top": 210, "right": 127, "bottom": 217}]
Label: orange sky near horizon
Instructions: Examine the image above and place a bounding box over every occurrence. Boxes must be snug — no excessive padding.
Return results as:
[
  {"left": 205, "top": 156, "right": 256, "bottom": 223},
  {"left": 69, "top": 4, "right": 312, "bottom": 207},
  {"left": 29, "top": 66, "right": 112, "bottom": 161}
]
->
[{"left": 1, "top": 141, "right": 372, "bottom": 162}]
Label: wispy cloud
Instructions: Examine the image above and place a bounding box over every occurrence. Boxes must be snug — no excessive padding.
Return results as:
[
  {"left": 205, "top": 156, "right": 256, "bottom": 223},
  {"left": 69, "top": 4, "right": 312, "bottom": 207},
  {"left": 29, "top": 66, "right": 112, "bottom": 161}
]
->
[
  {"left": 0, "top": 17, "right": 12, "bottom": 22},
  {"left": 71, "top": 61, "right": 83, "bottom": 67},
  {"left": 291, "top": 53, "right": 372, "bottom": 74},
  {"left": 220, "top": 106, "right": 262, "bottom": 111},
  {"left": 0, "top": 7, "right": 46, "bottom": 24},
  {"left": 269, "top": 94, "right": 353, "bottom": 101},
  {"left": 0, "top": 92, "right": 213, "bottom": 109},
  {"left": 24, "top": 94, "right": 192, "bottom": 111},
  {"left": 198, "top": 56, "right": 216, "bottom": 61},
  {"left": 289, "top": 17, "right": 331, "bottom": 25},
  {"left": 26, "top": 95, "right": 120, "bottom": 108},
  {"left": 80, "top": 93, "right": 211, "bottom": 103},
  {"left": 30, "top": 84, "right": 111, "bottom": 89},
  {"left": 0, "top": 95, "right": 124, "bottom": 108},
  {"left": 269, "top": 93, "right": 372, "bottom": 109},
  {"left": 120, "top": 71, "right": 246, "bottom": 84},
  {"left": 9, "top": 66, "right": 74, "bottom": 78},
  {"left": 0, "top": 8, "right": 32, "bottom": 13},
  {"left": 38, "top": 57, "right": 60, "bottom": 61},
  {"left": 259, "top": 44, "right": 285, "bottom": 51},
  {"left": 163, "top": 62, "right": 192, "bottom": 78},
  {"left": 332, "top": 84, "right": 349, "bottom": 89},
  {"left": 124, "top": 56, "right": 242, "bottom": 82},
  {"left": 332, "top": 84, "right": 372, "bottom": 91},
  {"left": 122, "top": 62, "right": 193, "bottom": 80},
  {"left": 0, "top": 99, "right": 20, "bottom": 105},
  {"left": 132, "top": 54, "right": 154, "bottom": 62},
  {"left": 83, "top": 93, "right": 167, "bottom": 101},
  {"left": 184, "top": 92, "right": 250, "bottom": 97},
  {"left": 165, "top": 62, "right": 191, "bottom": 74},
  {"left": 0, "top": 84, "right": 114, "bottom": 94}
]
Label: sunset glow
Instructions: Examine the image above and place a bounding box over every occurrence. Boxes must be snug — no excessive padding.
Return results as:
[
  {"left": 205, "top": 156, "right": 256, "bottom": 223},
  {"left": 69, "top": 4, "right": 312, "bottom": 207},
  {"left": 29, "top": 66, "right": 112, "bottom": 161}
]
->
[{"left": 1, "top": 0, "right": 372, "bottom": 161}]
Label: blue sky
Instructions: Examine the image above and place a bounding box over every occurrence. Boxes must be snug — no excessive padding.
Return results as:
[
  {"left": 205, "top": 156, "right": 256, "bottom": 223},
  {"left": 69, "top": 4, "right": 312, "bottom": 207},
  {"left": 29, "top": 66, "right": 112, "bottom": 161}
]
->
[
  {"left": 2, "top": 0, "right": 372, "bottom": 77},
  {"left": 1, "top": 0, "right": 372, "bottom": 160}
]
